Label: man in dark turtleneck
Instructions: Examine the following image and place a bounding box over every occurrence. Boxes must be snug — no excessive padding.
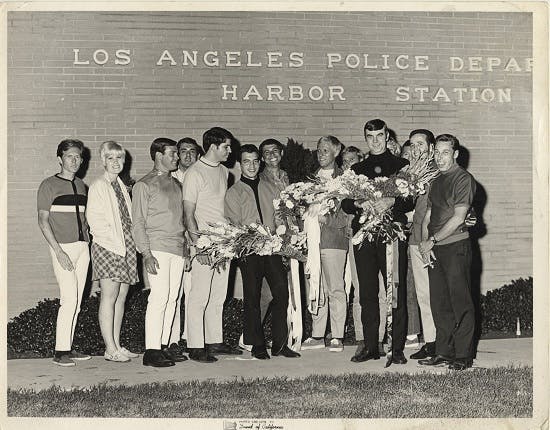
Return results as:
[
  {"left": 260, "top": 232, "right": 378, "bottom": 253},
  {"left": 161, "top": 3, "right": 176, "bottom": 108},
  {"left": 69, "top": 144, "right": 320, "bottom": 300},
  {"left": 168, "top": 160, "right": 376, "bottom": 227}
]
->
[
  {"left": 342, "top": 119, "right": 414, "bottom": 364},
  {"left": 225, "top": 144, "right": 300, "bottom": 360}
]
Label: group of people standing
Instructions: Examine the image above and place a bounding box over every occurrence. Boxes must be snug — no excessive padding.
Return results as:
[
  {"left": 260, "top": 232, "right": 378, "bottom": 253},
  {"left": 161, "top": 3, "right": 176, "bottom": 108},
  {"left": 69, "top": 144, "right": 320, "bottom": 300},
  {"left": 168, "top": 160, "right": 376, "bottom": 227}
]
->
[{"left": 37, "top": 119, "right": 477, "bottom": 371}]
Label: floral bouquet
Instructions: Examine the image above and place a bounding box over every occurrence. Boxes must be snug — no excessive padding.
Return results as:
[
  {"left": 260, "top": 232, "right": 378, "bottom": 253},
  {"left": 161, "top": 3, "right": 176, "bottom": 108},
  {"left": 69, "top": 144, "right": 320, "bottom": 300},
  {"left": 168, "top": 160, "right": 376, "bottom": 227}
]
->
[
  {"left": 275, "top": 155, "right": 439, "bottom": 244},
  {"left": 195, "top": 222, "right": 307, "bottom": 270}
]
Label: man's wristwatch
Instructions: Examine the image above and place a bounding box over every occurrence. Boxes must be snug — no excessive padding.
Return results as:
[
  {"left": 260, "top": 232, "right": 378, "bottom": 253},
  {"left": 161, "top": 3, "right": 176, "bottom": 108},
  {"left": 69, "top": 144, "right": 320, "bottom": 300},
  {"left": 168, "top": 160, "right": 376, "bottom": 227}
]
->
[{"left": 429, "top": 236, "right": 438, "bottom": 245}]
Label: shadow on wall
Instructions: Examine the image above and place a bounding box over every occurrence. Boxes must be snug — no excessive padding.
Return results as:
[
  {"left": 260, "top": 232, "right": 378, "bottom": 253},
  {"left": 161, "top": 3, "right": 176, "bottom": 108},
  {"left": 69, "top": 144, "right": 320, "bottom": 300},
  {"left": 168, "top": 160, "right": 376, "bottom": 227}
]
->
[
  {"left": 457, "top": 145, "right": 488, "bottom": 355},
  {"left": 76, "top": 146, "right": 91, "bottom": 181}
]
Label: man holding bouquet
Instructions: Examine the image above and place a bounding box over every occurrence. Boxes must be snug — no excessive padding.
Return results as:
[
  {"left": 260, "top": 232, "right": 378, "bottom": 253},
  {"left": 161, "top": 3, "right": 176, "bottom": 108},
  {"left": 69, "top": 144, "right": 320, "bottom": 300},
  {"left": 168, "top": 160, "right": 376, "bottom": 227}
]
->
[
  {"left": 183, "top": 127, "right": 243, "bottom": 362},
  {"left": 342, "top": 119, "right": 414, "bottom": 364},
  {"left": 418, "top": 134, "right": 477, "bottom": 371},
  {"left": 225, "top": 144, "right": 300, "bottom": 359}
]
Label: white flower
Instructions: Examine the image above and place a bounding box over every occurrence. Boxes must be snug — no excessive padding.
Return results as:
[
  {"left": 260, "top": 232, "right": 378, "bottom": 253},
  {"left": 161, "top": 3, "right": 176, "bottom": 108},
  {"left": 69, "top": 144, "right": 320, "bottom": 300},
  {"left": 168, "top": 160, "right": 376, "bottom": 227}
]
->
[
  {"left": 213, "top": 226, "right": 226, "bottom": 235},
  {"left": 196, "top": 236, "right": 212, "bottom": 249},
  {"left": 285, "top": 200, "right": 294, "bottom": 209},
  {"left": 273, "top": 198, "right": 281, "bottom": 208},
  {"left": 275, "top": 224, "right": 287, "bottom": 236},
  {"left": 395, "top": 178, "right": 410, "bottom": 197}
]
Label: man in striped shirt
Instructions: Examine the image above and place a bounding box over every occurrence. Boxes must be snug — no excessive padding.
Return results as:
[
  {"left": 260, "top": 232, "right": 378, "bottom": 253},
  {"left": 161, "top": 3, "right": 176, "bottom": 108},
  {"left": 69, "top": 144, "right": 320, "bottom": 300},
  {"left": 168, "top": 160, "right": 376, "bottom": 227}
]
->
[{"left": 37, "top": 139, "right": 92, "bottom": 367}]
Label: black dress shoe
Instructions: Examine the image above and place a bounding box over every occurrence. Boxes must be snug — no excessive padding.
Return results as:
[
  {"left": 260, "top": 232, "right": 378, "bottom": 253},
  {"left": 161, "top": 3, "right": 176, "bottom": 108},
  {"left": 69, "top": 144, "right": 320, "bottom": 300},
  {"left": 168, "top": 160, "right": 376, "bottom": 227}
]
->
[
  {"left": 448, "top": 358, "right": 473, "bottom": 371},
  {"left": 418, "top": 354, "right": 453, "bottom": 366},
  {"left": 251, "top": 345, "right": 270, "bottom": 360},
  {"left": 206, "top": 343, "right": 243, "bottom": 355},
  {"left": 188, "top": 348, "right": 218, "bottom": 363},
  {"left": 162, "top": 346, "right": 188, "bottom": 362},
  {"left": 143, "top": 349, "right": 175, "bottom": 367},
  {"left": 378, "top": 342, "right": 387, "bottom": 357},
  {"left": 391, "top": 351, "right": 408, "bottom": 364},
  {"left": 410, "top": 342, "right": 435, "bottom": 360},
  {"left": 271, "top": 345, "right": 301, "bottom": 358},
  {"left": 351, "top": 347, "right": 380, "bottom": 363}
]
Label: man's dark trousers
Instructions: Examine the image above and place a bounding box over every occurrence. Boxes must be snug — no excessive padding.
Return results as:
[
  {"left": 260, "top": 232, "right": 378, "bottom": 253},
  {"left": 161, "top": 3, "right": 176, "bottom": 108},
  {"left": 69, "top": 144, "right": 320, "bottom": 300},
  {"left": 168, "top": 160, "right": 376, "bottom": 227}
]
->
[
  {"left": 239, "top": 254, "right": 289, "bottom": 349},
  {"left": 429, "top": 239, "right": 475, "bottom": 359},
  {"left": 354, "top": 239, "right": 408, "bottom": 354}
]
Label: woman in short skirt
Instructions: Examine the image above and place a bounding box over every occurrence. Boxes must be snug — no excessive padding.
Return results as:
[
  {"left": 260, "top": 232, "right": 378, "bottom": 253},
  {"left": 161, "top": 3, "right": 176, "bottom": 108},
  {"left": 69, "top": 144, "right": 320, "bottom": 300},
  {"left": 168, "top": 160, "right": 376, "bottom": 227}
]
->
[{"left": 87, "top": 141, "right": 139, "bottom": 362}]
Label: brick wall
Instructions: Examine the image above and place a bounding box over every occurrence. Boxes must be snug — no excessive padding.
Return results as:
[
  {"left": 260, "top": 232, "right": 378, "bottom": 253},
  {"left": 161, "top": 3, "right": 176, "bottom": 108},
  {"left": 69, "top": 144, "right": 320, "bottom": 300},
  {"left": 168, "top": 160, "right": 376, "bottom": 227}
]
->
[{"left": 7, "top": 11, "right": 533, "bottom": 317}]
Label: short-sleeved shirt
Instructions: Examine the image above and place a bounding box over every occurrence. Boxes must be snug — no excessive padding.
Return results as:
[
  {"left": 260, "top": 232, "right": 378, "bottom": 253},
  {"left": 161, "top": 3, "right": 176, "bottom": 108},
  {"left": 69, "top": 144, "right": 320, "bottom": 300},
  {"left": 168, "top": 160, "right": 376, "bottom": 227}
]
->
[
  {"left": 182, "top": 158, "right": 228, "bottom": 229},
  {"left": 428, "top": 164, "right": 476, "bottom": 245},
  {"left": 37, "top": 174, "right": 89, "bottom": 243}
]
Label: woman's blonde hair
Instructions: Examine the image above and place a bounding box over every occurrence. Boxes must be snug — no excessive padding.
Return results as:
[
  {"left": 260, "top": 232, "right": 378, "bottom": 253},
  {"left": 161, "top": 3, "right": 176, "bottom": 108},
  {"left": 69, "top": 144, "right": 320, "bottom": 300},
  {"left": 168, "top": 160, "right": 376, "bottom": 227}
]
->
[{"left": 99, "top": 140, "right": 125, "bottom": 164}]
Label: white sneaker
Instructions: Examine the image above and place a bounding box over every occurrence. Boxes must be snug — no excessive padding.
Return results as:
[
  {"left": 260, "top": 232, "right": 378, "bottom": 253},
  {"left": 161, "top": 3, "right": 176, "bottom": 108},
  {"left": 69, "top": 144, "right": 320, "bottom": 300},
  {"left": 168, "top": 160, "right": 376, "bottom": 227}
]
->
[
  {"left": 329, "top": 338, "right": 344, "bottom": 352},
  {"left": 405, "top": 335, "right": 421, "bottom": 349},
  {"left": 238, "top": 334, "right": 252, "bottom": 352},
  {"left": 119, "top": 347, "right": 139, "bottom": 359},
  {"left": 104, "top": 350, "right": 130, "bottom": 362},
  {"left": 301, "top": 337, "right": 325, "bottom": 350}
]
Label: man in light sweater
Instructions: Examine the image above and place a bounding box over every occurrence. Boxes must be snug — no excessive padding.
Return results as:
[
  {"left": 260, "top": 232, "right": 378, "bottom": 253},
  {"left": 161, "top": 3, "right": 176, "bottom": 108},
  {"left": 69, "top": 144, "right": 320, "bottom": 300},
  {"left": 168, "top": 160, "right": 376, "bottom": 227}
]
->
[
  {"left": 183, "top": 127, "right": 243, "bottom": 363},
  {"left": 132, "top": 137, "right": 188, "bottom": 367}
]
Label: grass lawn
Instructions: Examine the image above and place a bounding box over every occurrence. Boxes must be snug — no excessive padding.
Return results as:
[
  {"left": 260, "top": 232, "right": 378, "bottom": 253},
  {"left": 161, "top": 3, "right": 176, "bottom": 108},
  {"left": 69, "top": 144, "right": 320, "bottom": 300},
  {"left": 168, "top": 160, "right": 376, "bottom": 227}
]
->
[{"left": 8, "top": 366, "right": 531, "bottom": 418}]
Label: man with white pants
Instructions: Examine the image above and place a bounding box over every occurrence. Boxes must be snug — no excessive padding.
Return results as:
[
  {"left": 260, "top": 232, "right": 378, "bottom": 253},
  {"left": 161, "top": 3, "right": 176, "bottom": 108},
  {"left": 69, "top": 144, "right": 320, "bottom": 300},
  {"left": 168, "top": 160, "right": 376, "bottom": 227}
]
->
[
  {"left": 183, "top": 127, "right": 243, "bottom": 363},
  {"left": 38, "top": 139, "right": 92, "bottom": 367},
  {"left": 168, "top": 137, "right": 203, "bottom": 353},
  {"left": 132, "top": 137, "right": 189, "bottom": 367},
  {"left": 407, "top": 129, "right": 438, "bottom": 360}
]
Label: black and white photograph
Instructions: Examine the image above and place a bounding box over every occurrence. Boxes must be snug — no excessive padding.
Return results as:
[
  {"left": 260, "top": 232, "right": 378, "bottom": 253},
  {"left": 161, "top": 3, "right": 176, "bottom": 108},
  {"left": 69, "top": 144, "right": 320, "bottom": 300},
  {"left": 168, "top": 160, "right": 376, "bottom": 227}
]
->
[{"left": 2, "top": 1, "right": 548, "bottom": 429}]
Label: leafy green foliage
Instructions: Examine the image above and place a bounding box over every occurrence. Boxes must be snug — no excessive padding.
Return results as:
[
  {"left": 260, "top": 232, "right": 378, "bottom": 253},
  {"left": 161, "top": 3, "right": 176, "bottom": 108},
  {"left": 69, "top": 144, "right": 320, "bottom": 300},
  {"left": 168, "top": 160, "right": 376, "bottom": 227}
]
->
[
  {"left": 7, "top": 277, "right": 533, "bottom": 358},
  {"left": 480, "top": 277, "right": 533, "bottom": 333},
  {"left": 279, "top": 138, "right": 319, "bottom": 183}
]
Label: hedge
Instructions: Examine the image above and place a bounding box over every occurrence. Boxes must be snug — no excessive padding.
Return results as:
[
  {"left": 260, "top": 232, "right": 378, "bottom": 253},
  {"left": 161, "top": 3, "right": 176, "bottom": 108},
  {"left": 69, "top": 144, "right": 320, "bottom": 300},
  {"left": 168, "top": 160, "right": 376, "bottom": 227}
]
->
[{"left": 7, "top": 277, "right": 532, "bottom": 358}]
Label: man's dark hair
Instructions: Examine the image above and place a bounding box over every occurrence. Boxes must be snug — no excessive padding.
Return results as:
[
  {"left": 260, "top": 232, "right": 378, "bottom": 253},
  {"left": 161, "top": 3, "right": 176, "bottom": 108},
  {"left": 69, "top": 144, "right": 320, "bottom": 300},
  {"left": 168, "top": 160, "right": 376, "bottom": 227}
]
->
[
  {"left": 177, "top": 137, "right": 204, "bottom": 156},
  {"left": 402, "top": 139, "right": 411, "bottom": 148},
  {"left": 57, "top": 139, "right": 84, "bottom": 157},
  {"left": 409, "top": 129, "right": 436, "bottom": 146},
  {"left": 435, "top": 133, "right": 460, "bottom": 151},
  {"left": 364, "top": 119, "right": 387, "bottom": 135},
  {"left": 238, "top": 144, "right": 260, "bottom": 162},
  {"left": 202, "top": 127, "right": 233, "bottom": 153},
  {"left": 259, "top": 138, "right": 284, "bottom": 155},
  {"left": 342, "top": 145, "right": 362, "bottom": 156},
  {"left": 150, "top": 137, "right": 177, "bottom": 161}
]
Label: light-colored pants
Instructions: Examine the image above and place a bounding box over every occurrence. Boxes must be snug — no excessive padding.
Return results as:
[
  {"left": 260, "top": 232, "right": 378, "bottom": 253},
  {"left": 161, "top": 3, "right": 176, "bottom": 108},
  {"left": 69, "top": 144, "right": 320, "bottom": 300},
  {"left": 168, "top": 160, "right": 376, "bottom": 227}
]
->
[
  {"left": 49, "top": 241, "right": 90, "bottom": 352},
  {"left": 169, "top": 270, "right": 192, "bottom": 344},
  {"left": 145, "top": 250, "right": 184, "bottom": 350},
  {"left": 309, "top": 248, "right": 348, "bottom": 339},
  {"left": 187, "top": 260, "right": 229, "bottom": 348},
  {"left": 410, "top": 244, "right": 436, "bottom": 343}
]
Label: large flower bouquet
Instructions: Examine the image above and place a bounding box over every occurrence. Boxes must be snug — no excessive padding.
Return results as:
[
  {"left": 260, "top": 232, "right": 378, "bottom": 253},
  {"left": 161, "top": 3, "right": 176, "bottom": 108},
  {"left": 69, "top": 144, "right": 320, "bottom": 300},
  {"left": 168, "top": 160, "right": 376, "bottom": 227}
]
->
[
  {"left": 274, "top": 155, "right": 439, "bottom": 244},
  {"left": 195, "top": 222, "right": 307, "bottom": 270}
]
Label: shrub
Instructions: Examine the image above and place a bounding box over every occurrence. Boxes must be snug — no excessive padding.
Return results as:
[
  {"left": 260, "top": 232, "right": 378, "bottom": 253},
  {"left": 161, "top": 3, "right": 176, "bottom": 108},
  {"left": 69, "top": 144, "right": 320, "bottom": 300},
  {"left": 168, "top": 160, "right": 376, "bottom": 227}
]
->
[
  {"left": 479, "top": 277, "right": 533, "bottom": 333},
  {"left": 280, "top": 138, "right": 319, "bottom": 183},
  {"left": 7, "top": 277, "right": 533, "bottom": 358}
]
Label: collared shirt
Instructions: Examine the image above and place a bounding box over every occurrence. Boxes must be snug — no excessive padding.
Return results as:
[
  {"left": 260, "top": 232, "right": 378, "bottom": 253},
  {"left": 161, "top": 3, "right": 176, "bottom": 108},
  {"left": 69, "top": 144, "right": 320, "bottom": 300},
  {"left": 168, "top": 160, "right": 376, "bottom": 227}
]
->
[
  {"left": 131, "top": 169, "right": 185, "bottom": 256},
  {"left": 172, "top": 167, "right": 189, "bottom": 186},
  {"left": 428, "top": 164, "right": 476, "bottom": 245},
  {"left": 258, "top": 168, "right": 289, "bottom": 232},
  {"left": 37, "top": 174, "right": 89, "bottom": 243}
]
